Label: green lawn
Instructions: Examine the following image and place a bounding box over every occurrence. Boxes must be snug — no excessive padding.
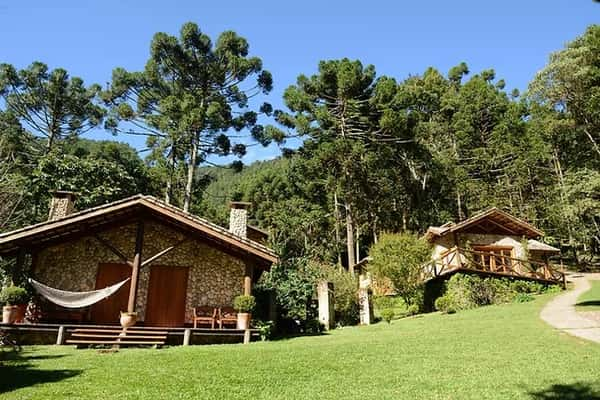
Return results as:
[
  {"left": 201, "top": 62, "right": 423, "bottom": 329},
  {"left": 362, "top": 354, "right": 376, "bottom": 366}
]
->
[
  {"left": 576, "top": 280, "right": 600, "bottom": 311},
  {"left": 2, "top": 295, "right": 600, "bottom": 400}
]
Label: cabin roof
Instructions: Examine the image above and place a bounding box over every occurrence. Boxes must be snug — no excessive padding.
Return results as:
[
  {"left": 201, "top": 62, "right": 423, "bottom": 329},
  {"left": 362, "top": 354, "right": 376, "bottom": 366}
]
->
[
  {"left": 527, "top": 239, "right": 560, "bottom": 254},
  {"left": 425, "top": 207, "right": 543, "bottom": 241},
  {"left": 0, "top": 195, "right": 278, "bottom": 265}
]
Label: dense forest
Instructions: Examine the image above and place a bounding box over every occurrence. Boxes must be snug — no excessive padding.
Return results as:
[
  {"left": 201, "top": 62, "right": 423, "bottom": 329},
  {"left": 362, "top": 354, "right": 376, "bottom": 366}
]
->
[{"left": 1, "top": 22, "right": 599, "bottom": 281}]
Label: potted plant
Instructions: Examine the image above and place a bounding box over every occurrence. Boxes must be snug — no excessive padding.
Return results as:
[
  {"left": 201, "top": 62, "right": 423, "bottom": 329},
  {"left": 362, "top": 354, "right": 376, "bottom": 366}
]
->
[
  {"left": 119, "top": 311, "right": 138, "bottom": 328},
  {"left": 233, "top": 295, "right": 256, "bottom": 330},
  {"left": 1, "top": 286, "right": 30, "bottom": 324}
]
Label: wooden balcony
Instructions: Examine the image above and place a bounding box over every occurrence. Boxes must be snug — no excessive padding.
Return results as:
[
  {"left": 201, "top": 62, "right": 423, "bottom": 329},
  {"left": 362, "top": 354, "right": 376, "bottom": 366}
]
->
[{"left": 423, "top": 247, "right": 566, "bottom": 287}]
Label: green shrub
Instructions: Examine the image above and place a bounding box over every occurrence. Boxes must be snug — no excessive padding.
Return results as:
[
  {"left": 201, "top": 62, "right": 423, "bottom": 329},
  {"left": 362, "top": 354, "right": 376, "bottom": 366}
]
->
[
  {"left": 320, "top": 264, "right": 360, "bottom": 326},
  {"left": 406, "top": 304, "right": 420, "bottom": 316},
  {"left": 434, "top": 295, "right": 456, "bottom": 314},
  {"left": 513, "top": 293, "right": 535, "bottom": 303},
  {"left": 368, "top": 232, "right": 431, "bottom": 306},
  {"left": 304, "top": 319, "right": 324, "bottom": 334},
  {"left": 255, "top": 320, "right": 274, "bottom": 341},
  {"left": 233, "top": 295, "right": 256, "bottom": 313},
  {"left": 542, "top": 284, "right": 562, "bottom": 294},
  {"left": 0, "top": 286, "right": 30, "bottom": 306},
  {"left": 373, "top": 295, "right": 396, "bottom": 310},
  {"left": 439, "top": 274, "right": 563, "bottom": 312},
  {"left": 380, "top": 308, "right": 395, "bottom": 324},
  {"left": 256, "top": 257, "right": 321, "bottom": 322}
]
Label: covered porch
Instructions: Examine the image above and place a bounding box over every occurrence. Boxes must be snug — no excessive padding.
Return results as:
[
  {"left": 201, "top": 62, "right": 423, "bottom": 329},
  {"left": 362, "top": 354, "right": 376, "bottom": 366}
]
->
[{"left": 423, "top": 246, "right": 566, "bottom": 287}]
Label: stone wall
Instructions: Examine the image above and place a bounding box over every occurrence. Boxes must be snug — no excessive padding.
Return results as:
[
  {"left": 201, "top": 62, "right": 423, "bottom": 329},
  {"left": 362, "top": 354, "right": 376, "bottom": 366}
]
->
[{"left": 33, "top": 220, "right": 245, "bottom": 323}]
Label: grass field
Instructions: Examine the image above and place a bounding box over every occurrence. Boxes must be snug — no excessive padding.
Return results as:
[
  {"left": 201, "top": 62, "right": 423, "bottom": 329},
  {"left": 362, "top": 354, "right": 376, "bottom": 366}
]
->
[
  {"left": 576, "top": 280, "right": 600, "bottom": 311},
  {"left": 2, "top": 294, "right": 600, "bottom": 400}
]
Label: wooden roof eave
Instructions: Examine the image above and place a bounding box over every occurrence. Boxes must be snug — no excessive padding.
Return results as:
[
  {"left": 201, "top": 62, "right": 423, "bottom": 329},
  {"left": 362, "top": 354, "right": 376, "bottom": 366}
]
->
[
  {"left": 139, "top": 199, "right": 278, "bottom": 265},
  {"left": 447, "top": 208, "right": 543, "bottom": 238},
  {"left": 0, "top": 196, "right": 278, "bottom": 266}
]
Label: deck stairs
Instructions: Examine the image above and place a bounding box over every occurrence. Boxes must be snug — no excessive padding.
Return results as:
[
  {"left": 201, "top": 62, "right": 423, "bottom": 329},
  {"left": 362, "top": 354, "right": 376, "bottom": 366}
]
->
[{"left": 65, "top": 327, "right": 167, "bottom": 347}]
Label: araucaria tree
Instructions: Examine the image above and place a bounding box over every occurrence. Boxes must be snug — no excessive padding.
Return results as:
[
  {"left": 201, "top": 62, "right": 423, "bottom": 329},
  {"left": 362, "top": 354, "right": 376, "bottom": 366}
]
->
[
  {"left": 104, "top": 22, "right": 276, "bottom": 211},
  {"left": 275, "top": 59, "right": 379, "bottom": 271},
  {"left": 0, "top": 62, "right": 105, "bottom": 153}
]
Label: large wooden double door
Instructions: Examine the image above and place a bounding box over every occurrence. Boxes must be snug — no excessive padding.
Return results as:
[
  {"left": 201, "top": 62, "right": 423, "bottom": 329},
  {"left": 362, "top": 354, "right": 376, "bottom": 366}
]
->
[{"left": 91, "top": 263, "right": 189, "bottom": 327}]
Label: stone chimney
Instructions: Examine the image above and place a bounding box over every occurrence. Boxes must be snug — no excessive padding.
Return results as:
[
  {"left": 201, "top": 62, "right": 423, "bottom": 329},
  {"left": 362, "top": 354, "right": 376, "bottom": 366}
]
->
[
  {"left": 48, "top": 191, "right": 77, "bottom": 221},
  {"left": 229, "top": 201, "right": 251, "bottom": 238}
]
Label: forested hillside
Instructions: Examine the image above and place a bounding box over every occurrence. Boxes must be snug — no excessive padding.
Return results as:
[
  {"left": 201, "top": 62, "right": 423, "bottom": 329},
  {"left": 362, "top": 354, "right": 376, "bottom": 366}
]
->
[{"left": 1, "top": 23, "right": 598, "bottom": 273}]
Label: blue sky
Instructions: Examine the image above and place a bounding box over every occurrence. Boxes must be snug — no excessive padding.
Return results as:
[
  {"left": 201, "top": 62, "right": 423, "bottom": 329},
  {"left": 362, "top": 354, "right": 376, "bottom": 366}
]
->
[{"left": 1, "top": 1, "right": 598, "bottom": 163}]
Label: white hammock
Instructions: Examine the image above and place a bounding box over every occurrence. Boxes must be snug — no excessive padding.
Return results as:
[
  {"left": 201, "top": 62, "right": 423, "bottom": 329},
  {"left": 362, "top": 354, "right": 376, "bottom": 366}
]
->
[{"left": 28, "top": 278, "right": 130, "bottom": 309}]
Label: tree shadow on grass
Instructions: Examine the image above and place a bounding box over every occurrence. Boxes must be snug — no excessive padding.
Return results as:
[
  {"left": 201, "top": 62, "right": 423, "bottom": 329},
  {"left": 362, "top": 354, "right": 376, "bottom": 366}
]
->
[
  {"left": 575, "top": 301, "right": 600, "bottom": 308},
  {"left": 0, "top": 349, "right": 81, "bottom": 394},
  {"left": 529, "top": 382, "right": 600, "bottom": 400}
]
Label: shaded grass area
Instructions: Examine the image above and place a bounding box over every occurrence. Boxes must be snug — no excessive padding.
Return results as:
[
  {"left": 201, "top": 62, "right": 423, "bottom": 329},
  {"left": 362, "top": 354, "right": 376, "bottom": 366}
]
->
[
  {"left": 576, "top": 280, "right": 600, "bottom": 311},
  {"left": 2, "top": 295, "right": 600, "bottom": 400}
]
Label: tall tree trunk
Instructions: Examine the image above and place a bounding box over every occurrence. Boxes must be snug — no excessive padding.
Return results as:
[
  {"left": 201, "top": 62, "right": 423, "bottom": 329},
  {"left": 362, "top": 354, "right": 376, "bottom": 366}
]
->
[
  {"left": 355, "top": 225, "right": 360, "bottom": 263},
  {"left": 552, "top": 148, "right": 578, "bottom": 264},
  {"left": 165, "top": 145, "right": 176, "bottom": 204},
  {"left": 345, "top": 201, "right": 355, "bottom": 274},
  {"left": 334, "top": 192, "right": 342, "bottom": 267},
  {"left": 373, "top": 214, "right": 378, "bottom": 244},
  {"left": 402, "top": 209, "right": 408, "bottom": 232},
  {"left": 456, "top": 190, "right": 464, "bottom": 221},
  {"left": 183, "top": 132, "right": 198, "bottom": 212}
]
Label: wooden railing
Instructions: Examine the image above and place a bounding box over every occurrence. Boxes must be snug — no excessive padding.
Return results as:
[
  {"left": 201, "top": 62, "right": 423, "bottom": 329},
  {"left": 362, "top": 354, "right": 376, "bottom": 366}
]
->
[{"left": 423, "top": 247, "right": 566, "bottom": 286}]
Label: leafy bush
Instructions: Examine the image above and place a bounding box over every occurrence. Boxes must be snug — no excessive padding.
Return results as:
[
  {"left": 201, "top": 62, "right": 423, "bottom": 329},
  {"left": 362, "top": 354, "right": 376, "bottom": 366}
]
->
[
  {"left": 406, "top": 304, "right": 420, "bottom": 316},
  {"left": 0, "top": 286, "right": 30, "bottom": 306},
  {"left": 233, "top": 295, "right": 256, "bottom": 313},
  {"left": 368, "top": 232, "right": 431, "bottom": 306},
  {"left": 255, "top": 320, "right": 274, "bottom": 341},
  {"left": 304, "top": 319, "right": 325, "bottom": 334},
  {"left": 320, "top": 264, "right": 360, "bottom": 326},
  {"left": 513, "top": 293, "right": 535, "bottom": 303},
  {"left": 380, "top": 308, "right": 395, "bottom": 324},
  {"left": 257, "top": 257, "right": 321, "bottom": 322},
  {"left": 434, "top": 295, "right": 456, "bottom": 314},
  {"left": 437, "top": 274, "right": 562, "bottom": 313},
  {"left": 373, "top": 295, "right": 396, "bottom": 310}
]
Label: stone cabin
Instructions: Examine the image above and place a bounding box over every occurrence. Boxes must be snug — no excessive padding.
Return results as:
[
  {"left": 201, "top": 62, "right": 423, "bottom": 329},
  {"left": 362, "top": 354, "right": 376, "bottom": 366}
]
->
[
  {"left": 424, "top": 207, "right": 561, "bottom": 279},
  {"left": 0, "top": 193, "right": 277, "bottom": 327}
]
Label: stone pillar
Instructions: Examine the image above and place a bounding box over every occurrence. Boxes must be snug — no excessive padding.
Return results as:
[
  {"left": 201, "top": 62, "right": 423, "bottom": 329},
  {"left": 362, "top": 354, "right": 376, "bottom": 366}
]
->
[
  {"left": 358, "top": 273, "right": 373, "bottom": 325},
  {"left": 317, "top": 281, "right": 335, "bottom": 330},
  {"left": 229, "top": 201, "right": 251, "bottom": 238}
]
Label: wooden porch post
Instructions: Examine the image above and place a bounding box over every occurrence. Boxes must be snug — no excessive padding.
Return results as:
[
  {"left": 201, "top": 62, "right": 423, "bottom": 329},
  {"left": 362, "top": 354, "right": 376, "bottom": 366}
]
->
[
  {"left": 127, "top": 220, "right": 145, "bottom": 313},
  {"left": 453, "top": 232, "right": 461, "bottom": 267},
  {"left": 243, "top": 263, "right": 254, "bottom": 296}
]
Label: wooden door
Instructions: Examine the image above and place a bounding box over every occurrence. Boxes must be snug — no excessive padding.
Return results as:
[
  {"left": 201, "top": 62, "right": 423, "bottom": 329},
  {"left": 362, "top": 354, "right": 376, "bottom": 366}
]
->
[
  {"left": 90, "top": 263, "right": 132, "bottom": 324},
  {"left": 145, "top": 266, "right": 189, "bottom": 327}
]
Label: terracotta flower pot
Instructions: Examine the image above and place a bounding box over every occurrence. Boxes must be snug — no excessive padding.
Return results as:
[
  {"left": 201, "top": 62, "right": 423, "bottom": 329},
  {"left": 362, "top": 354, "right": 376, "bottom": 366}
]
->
[
  {"left": 120, "top": 312, "right": 137, "bottom": 328},
  {"left": 237, "top": 313, "right": 251, "bottom": 330},
  {"left": 14, "top": 304, "right": 27, "bottom": 323},
  {"left": 2, "top": 305, "right": 18, "bottom": 324}
]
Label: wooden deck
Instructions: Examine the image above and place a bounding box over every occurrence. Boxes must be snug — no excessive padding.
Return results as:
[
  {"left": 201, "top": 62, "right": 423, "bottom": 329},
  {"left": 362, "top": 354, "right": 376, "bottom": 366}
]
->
[
  {"left": 423, "top": 247, "right": 566, "bottom": 287},
  {"left": 0, "top": 322, "right": 259, "bottom": 346}
]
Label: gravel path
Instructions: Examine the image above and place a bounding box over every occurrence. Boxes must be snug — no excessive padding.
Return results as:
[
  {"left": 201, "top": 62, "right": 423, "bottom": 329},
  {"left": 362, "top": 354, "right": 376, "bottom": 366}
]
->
[{"left": 540, "top": 273, "right": 600, "bottom": 343}]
